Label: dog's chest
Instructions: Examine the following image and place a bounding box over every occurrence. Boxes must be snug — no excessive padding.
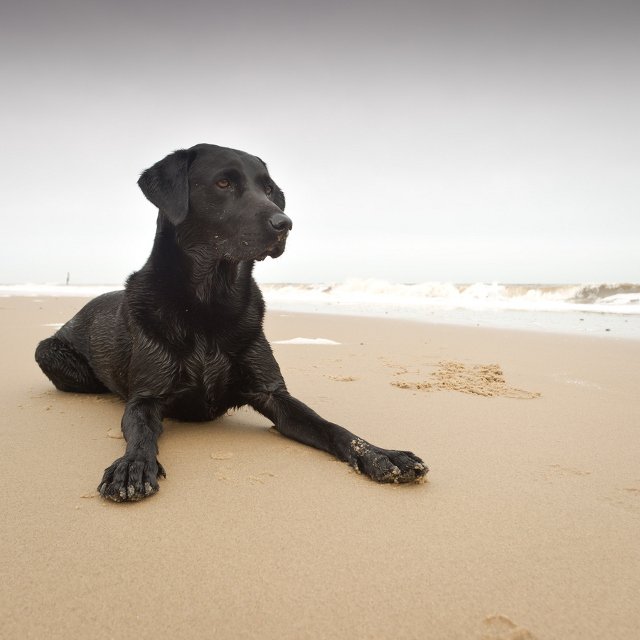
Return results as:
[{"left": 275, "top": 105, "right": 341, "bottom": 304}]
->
[
  {"left": 171, "top": 335, "right": 236, "bottom": 418},
  {"left": 178, "top": 335, "right": 232, "bottom": 386}
]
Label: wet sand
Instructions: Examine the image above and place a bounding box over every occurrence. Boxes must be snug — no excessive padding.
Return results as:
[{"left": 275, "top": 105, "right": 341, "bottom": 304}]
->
[{"left": 1, "top": 296, "right": 639, "bottom": 639}]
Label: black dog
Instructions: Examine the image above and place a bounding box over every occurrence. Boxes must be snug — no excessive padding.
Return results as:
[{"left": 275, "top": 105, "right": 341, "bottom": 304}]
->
[{"left": 35, "top": 143, "right": 427, "bottom": 501}]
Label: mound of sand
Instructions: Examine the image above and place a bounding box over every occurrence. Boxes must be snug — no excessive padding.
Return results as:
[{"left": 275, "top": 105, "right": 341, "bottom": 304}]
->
[{"left": 391, "top": 360, "right": 541, "bottom": 398}]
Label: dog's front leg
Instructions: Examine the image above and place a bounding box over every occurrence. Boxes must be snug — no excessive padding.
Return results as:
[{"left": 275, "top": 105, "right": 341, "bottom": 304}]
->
[
  {"left": 249, "top": 389, "right": 427, "bottom": 484},
  {"left": 98, "top": 398, "right": 166, "bottom": 502}
]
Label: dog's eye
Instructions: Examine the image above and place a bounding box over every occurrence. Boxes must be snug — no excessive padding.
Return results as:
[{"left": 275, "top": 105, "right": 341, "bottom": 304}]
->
[
  {"left": 216, "top": 179, "right": 231, "bottom": 189},
  {"left": 265, "top": 185, "right": 273, "bottom": 196}
]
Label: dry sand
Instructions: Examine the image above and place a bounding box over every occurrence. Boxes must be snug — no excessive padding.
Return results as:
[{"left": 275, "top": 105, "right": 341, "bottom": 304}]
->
[{"left": 1, "top": 296, "right": 639, "bottom": 640}]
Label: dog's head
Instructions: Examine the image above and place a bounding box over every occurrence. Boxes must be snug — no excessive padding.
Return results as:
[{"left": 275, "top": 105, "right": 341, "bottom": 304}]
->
[{"left": 137, "top": 144, "right": 291, "bottom": 262}]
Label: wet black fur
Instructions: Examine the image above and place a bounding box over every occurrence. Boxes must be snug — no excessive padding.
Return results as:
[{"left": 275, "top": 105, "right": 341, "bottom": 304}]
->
[{"left": 35, "top": 143, "right": 427, "bottom": 502}]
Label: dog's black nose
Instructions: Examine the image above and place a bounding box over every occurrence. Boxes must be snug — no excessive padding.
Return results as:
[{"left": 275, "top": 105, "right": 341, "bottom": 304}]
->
[{"left": 269, "top": 213, "right": 293, "bottom": 232}]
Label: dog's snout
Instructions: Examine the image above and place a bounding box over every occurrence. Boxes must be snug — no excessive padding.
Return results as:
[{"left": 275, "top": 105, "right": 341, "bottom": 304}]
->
[{"left": 269, "top": 213, "right": 293, "bottom": 232}]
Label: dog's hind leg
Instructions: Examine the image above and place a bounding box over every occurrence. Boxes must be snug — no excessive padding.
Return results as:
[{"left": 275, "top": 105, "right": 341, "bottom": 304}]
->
[{"left": 35, "top": 336, "right": 109, "bottom": 393}]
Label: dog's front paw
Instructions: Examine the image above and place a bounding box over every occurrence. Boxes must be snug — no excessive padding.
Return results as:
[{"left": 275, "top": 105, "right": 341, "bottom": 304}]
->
[
  {"left": 98, "top": 455, "right": 166, "bottom": 502},
  {"left": 348, "top": 438, "right": 428, "bottom": 483}
]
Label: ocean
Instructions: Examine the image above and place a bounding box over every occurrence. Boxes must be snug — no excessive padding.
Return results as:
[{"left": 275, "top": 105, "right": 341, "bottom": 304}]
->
[{"left": 2, "top": 280, "right": 639, "bottom": 340}]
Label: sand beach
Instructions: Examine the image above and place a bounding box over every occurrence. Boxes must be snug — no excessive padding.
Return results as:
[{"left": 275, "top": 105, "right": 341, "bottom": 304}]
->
[{"left": 1, "top": 295, "right": 639, "bottom": 639}]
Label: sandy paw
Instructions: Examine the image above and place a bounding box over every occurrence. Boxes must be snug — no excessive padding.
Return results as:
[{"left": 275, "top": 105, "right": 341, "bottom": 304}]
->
[
  {"left": 349, "top": 438, "right": 428, "bottom": 483},
  {"left": 98, "top": 456, "right": 166, "bottom": 502}
]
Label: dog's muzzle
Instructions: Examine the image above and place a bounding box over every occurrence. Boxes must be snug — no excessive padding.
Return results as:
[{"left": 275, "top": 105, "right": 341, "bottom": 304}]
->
[
  {"left": 269, "top": 213, "right": 293, "bottom": 233},
  {"left": 255, "top": 213, "right": 292, "bottom": 261}
]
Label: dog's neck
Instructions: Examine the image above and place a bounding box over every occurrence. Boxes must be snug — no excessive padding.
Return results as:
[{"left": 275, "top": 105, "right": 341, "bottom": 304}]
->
[
  {"left": 185, "top": 249, "right": 244, "bottom": 306},
  {"left": 146, "top": 213, "right": 253, "bottom": 307}
]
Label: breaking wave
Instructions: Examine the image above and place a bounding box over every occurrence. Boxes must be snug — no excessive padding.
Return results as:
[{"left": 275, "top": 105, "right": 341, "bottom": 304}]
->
[{"left": 260, "top": 279, "right": 640, "bottom": 313}]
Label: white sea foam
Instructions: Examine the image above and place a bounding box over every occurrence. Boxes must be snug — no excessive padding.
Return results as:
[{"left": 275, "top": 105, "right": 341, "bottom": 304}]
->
[
  {"left": 260, "top": 279, "right": 640, "bottom": 315},
  {"left": 272, "top": 337, "right": 341, "bottom": 345},
  {"left": 260, "top": 279, "right": 640, "bottom": 339}
]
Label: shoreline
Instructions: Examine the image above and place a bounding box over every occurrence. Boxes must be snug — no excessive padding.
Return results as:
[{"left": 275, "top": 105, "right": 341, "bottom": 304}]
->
[
  {"left": 2, "top": 284, "right": 639, "bottom": 340},
  {"left": 267, "top": 303, "right": 640, "bottom": 341},
  {"left": 2, "top": 296, "right": 640, "bottom": 639}
]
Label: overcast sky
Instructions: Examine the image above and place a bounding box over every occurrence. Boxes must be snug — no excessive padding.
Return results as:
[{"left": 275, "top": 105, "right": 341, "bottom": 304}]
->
[{"left": 1, "top": 0, "right": 638, "bottom": 285}]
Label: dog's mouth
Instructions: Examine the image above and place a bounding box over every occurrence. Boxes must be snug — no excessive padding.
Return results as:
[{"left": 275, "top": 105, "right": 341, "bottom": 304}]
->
[{"left": 256, "top": 231, "right": 288, "bottom": 261}]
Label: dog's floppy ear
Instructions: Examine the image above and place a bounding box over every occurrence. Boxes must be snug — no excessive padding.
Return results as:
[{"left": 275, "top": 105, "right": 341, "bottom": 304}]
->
[{"left": 137, "top": 149, "right": 192, "bottom": 225}]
